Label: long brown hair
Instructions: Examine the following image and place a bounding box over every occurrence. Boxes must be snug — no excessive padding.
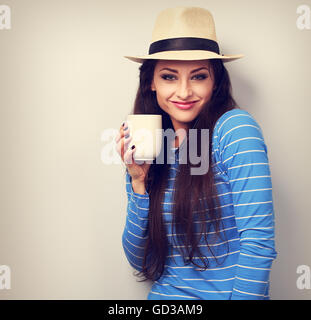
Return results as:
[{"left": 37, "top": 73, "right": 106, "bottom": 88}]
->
[{"left": 128, "top": 58, "right": 239, "bottom": 281}]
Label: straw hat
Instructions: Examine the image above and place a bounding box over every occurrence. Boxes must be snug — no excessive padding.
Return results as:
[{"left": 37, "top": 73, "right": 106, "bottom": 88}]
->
[{"left": 124, "top": 6, "right": 243, "bottom": 64}]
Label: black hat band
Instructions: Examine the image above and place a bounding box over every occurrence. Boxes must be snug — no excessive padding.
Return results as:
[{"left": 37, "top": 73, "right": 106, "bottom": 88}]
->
[{"left": 148, "top": 37, "right": 220, "bottom": 55}]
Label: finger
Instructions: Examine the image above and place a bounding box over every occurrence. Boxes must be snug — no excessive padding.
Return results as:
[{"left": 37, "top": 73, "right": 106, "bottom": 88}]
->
[
  {"left": 119, "top": 122, "right": 130, "bottom": 141},
  {"left": 120, "top": 121, "right": 128, "bottom": 132},
  {"left": 115, "top": 139, "right": 121, "bottom": 157},
  {"left": 124, "top": 145, "right": 135, "bottom": 165},
  {"left": 115, "top": 134, "right": 130, "bottom": 157},
  {"left": 115, "top": 132, "right": 121, "bottom": 144},
  {"left": 120, "top": 135, "right": 132, "bottom": 161}
]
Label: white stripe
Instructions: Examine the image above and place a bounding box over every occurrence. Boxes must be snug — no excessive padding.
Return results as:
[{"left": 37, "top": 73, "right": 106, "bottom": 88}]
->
[
  {"left": 232, "top": 288, "right": 265, "bottom": 297},
  {"left": 161, "top": 202, "right": 234, "bottom": 216},
  {"left": 220, "top": 137, "right": 264, "bottom": 155},
  {"left": 234, "top": 200, "right": 272, "bottom": 207},
  {"left": 149, "top": 290, "right": 197, "bottom": 299},
  {"left": 232, "top": 188, "right": 272, "bottom": 194},
  {"left": 240, "top": 252, "right": 275, "bottom": 260},
  {"left": 172, "top": 238, "right": 240, "bottom": 249},
  {"left": 211, "top": 160, "right": 221, "bottom": 167},
  {"left": 126, "top": 186, "right": 149, "bottom": 199},
  {"left": 123, "top": 243, "right": 143, "bottom": 259},
  {"left": 235, "top": 213, "right": 273, "bottom": 220},
  {"left": 164, "top": 265, "right": 194, "bottom": 269},
  {"left": 182, "top": 277, "right": 235, "bottom": 282},
  {"left": 195, "top": 264, "right": 238, "bottom": 271},
  {"left": 166, "top": 226, "right": 237, "bottom": 237},
  {"left": 127, "top": 228, "right": 148, "bottom": 240},
  {"left": 220, "top": 124, "right": 261, "bottom": 143},
  {"left": 128, "top": 218, "right": 148, "bottom": 231},
  {"left": 214, "top": 181, "right": 230, "bottom": 186},
  {"left": 162, "top": 212, "right": 173, "bottom": 215},
  {"left": 164, "top": 214, "right": 236, "bottom": 226},
  {"left": 237, "top": 264, "right": 271, "bottom": 271},
  {"left": 166, "top": 250, "right": 240, "bottom": 260},
  {"left": 217, "top": 113, "right": 253, "bottom": 134},
  {"left": 241, "top": 237, "right": 275, "bottom": 241},
  {"left": 216, "top": 188, "right": 272, "bottom": 198},
  {"left": 239, "top": 226, "right": 274, "bottom": 232},
  {"left": 125, "top": 254, "right": 142, "bottom": 270},
  {"left": 155, "top": 281, "right": 232, "bottom": 294},
  {"left": 242, "top": 243, "right": 275, "bottom": 251},
  {"left": 131, "top": 202, "right": 149, "bottom": 211},
  {"left": 128, "top": 207, "right": 149, "bottom": 220},
  {"left": 229, "top": 175, "right": 271, "bottom": 183},
  {"left": 223, "top": 150, "right": 265, "bottom": 164},
  {"left": 125, "top": 237, "right": 144, "bottom": 250},
  {"left": 228, "top": 162, "right": 269, "bottom": 170},
  {"left": 235, "top": 276, "right": 268, "bottom": 284}
]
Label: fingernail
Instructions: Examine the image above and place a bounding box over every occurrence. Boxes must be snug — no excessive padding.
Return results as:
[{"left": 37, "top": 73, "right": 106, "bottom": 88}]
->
[
  {"left": 125, "top": 134, "right": 130, "bottom": 139},
  {"left": 131, "top": 145, "right": 135, "bottom": 150},
  {"left": 122, "top": 122, "right": 125, "bottom": 127}
]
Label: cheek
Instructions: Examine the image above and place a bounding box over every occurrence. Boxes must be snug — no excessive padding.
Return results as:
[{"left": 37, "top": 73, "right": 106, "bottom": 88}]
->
[
  {"left": 155, "top": 83, "right": 175, "bottom": 101},
  {"left": 196, "top": 83, "right": 214, "bottom": 101}
]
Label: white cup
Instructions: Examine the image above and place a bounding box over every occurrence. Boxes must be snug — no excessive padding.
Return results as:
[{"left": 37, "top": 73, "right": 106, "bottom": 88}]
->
[{"left": 126, "top": 114, "right": 162, "bottom": 161}]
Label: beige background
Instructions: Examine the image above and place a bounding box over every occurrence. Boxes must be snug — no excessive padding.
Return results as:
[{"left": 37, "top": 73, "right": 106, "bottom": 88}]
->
[{"left": 0, "top": 0, "right": 310, "bottom": 299}]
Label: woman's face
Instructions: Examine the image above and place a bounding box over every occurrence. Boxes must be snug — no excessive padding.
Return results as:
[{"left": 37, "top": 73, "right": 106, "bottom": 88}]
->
[{"left": 151, "top": 59, "right": 215, "bottom": 131}]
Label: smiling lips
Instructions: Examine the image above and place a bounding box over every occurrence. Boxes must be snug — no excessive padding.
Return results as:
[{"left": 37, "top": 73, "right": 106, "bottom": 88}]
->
[{"left": 170, "top": 100, "right": 199, "bottom": 110}]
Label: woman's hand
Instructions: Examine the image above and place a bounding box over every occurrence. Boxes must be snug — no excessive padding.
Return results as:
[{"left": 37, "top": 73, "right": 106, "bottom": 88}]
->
[{"left": 115, "top": 121, "right": 151, "bottom": 184}]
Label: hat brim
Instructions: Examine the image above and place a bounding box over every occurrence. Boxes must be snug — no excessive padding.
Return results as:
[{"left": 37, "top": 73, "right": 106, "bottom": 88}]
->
[{"left": 124, "top": 50, "right": 244, "bottom": 63}]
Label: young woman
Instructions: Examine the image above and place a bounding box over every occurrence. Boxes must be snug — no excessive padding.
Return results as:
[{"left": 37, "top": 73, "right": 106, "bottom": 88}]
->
[{"left": 115, "top": 7, "right": 277, "bottom": 300}]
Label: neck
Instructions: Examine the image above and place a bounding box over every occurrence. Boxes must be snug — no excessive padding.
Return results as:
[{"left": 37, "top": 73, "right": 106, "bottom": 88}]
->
[{"left": 171, "top": 119, "right": 189, "bottom": 148}]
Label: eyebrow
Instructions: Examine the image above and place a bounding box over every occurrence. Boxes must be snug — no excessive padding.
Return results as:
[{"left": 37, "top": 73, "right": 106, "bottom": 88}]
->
[{"left": 159, "top": 67, "right": 209, "bottom": 74}]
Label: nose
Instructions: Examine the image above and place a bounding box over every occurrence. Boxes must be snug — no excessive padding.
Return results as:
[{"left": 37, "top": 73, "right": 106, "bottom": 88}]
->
[{"left": 176, "top": 79, "right": 192, "bottom": 100}]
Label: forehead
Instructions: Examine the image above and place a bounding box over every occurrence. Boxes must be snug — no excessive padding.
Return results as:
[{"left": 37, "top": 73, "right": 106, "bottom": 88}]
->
[{"left": 154, "top": 59, "right": 211, "bottom": 71}]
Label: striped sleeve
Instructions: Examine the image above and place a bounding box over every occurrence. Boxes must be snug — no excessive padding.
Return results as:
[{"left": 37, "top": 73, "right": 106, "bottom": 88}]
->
[
  {"left": 216, "top": 110, "right": 277, "bottom": 300},
  {"left": 122, "top": 170, "right": 149, "bottom": 271}
]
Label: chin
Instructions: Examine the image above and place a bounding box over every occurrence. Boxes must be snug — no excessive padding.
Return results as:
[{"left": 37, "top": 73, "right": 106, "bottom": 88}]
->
[{"left": 175, "top": 112, "right": 198, "bottom": 121}]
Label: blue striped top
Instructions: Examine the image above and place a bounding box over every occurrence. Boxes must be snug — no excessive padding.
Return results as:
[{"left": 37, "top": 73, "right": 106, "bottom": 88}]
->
[{"left": 122, "top": 109, "right": 277, "bottom": 300}]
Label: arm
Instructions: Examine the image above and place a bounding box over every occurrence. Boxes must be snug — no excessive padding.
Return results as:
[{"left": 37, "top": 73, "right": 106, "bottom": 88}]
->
[
  {"left": 216, "top": 111, "right": 277, "bottom": 300},
  {"left": 122, "top": 169, "right": 150, "bottom": 272}
]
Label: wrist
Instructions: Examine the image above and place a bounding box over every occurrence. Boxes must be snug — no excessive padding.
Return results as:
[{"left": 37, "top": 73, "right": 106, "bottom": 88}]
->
[{"left": 131, "top": 179, "right": 146, "bottom": 195}]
